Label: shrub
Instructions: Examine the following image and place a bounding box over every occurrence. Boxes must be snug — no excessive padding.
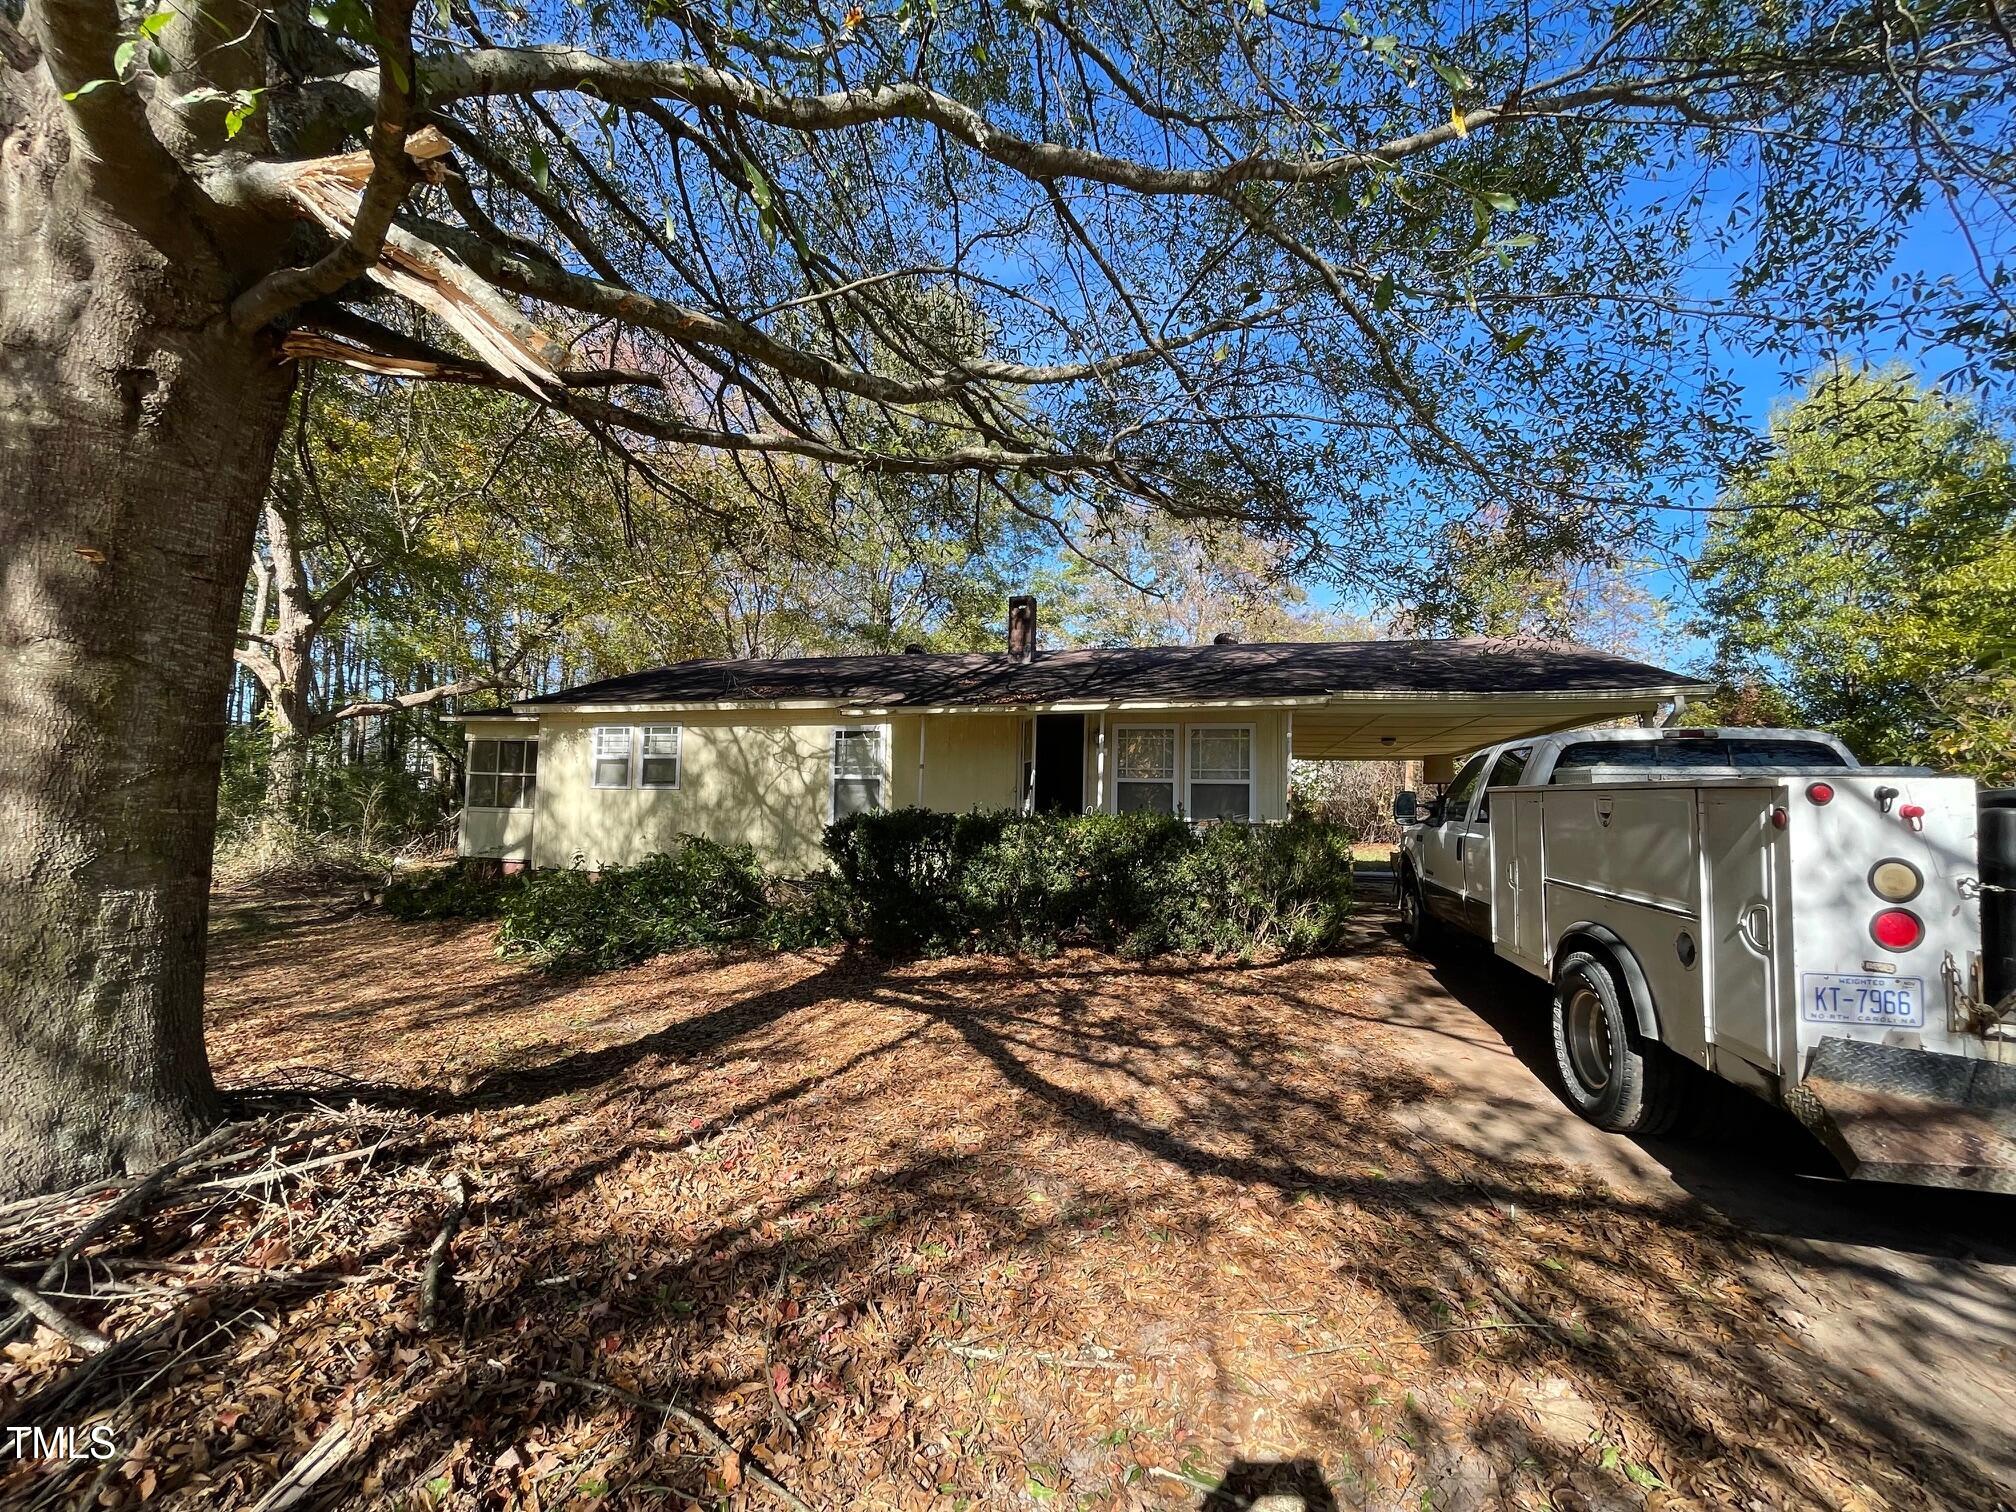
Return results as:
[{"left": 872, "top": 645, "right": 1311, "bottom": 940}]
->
[
  {"left": 382, "top": 860, "right": 527, "bottom": 922},
  {"left": 825, "top": 808, "right": 1354, "bottom": 959},
  {"left": 494, "top": 836, "right": 776, "bottom": 970}
]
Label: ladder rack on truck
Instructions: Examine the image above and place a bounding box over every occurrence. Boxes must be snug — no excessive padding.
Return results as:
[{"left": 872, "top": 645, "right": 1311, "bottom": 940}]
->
[{"left": 1394, "top": 727, "right": 2016, "bottom": 1192}]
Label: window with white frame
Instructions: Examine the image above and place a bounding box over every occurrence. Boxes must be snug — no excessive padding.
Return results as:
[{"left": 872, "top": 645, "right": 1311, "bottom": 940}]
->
[
  {"left": 640, "top": 724, "right": 682, "bottom": 789},
  {"left": 1188, "top": 725, "right": 1253, "bottom": 821},
  {"left": 467, "top": 737, "right": 538, "bottom": 810},
  {"left": 831, "top": 726, "right": 884, "bottom": 818},
  {"left": 591, "top": 725, "right": 633, "bottom": 788},
  {"left": 1114, "top": 726, "right": 1177, "bottom": 814}
]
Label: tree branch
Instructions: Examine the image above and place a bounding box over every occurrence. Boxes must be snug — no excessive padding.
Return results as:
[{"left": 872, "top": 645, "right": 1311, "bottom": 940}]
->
[{"left": 234, "top": 0, "right": 420, "bottom": 331}]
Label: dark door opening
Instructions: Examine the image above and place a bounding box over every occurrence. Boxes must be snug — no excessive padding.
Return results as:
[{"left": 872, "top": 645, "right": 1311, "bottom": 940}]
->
[{"left": 1032, "top": 713, "right": 1086, "bottom": 814}]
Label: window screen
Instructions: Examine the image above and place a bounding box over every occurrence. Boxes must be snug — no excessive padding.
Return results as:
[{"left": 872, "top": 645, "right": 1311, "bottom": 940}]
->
[
  {"left": 591, "top": 725, "right": 632, "bottom": 788},
  {"left": 640, "top": 725, "right": 682, "bottom": 788},
  {"left": 1114, "top": 727, "right": 1176, "bottom": 814},
  {"left": 832, "top": 727, "right": 884, "bottom": 818},
  {"left": 1188, "top": 726, "right": 1253, "bottom": 822}
]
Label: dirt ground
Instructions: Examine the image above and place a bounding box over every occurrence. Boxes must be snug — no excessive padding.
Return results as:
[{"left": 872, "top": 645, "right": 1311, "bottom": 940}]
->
[{"left": 5, "top": 891, "right": 2013, "bottom": 1511}]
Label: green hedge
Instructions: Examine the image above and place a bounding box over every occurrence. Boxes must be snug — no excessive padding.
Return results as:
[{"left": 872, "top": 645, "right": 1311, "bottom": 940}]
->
[
  {"left": 824, "top": 809, "right": 1355, "bottom": 958},
  {"left": 493, "top": 836, "right": 785, "bottom": 971},
  {"left": 401, "top": 812, "right": 1354, "bottom": 971}
]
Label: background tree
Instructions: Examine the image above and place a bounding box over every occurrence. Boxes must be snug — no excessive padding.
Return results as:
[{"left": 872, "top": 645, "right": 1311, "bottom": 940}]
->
[
  {"left": 3, "top": 0, "right": 2012, "bottom": 1196},
  {"left": 233, "top": 372, "right": 585, "bottom": 850},
  {"left": 1692, "top": 366, "right": 2016, "bottom": 780},
  {"left": 1395, "top": 515, "right": 1666, "bottom": 655},
  {"left": 1045, "top": 510, "right": 1372, "bottom": 646}
]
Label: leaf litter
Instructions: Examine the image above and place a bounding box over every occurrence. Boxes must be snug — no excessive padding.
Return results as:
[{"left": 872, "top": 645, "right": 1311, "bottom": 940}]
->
[{"left": 0, "top": 890, "right": 2001, "bottom": 1509}]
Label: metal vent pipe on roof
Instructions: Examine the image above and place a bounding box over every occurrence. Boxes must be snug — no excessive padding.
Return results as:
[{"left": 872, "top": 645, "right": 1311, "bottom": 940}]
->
[{"left": 1213, "top": 632, "right": 1240, "bottom": 645}]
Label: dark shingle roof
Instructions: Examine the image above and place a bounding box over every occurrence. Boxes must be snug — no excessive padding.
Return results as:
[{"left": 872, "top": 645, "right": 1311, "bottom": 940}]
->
[{"left": 520, "top": 638, "right": 1706, "bottom": 710}]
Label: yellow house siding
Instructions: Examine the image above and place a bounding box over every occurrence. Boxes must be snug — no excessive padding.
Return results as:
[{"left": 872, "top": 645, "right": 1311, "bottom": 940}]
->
[
  {"left": 466, "top": 704, "right": 1297, "bottom": 874},
  {"left": 530, "top": 711, "right": 843, "bottom": 873},
  {"left": 902, "top": 713, "right": 1025, "bottom": 812}
]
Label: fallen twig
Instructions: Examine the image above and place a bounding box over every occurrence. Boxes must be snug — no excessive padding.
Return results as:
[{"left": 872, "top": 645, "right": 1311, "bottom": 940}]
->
[
  {"left": 0, "top": 1276, "right": 109, "bottom": 1356},
  {"left": 2, "top": 1123, "right": 245, "bottom": 1343},
  {"left": 248, "top": 1416, "right": 358, "bottom": 1512},
  {"left": 541, "top": 1373, "right": 813, "bottom": 1512},
  {"left": 933, "top": 1338, "right": 1128, "bottom": 1371},
  {"left": 417, "top": 1172, "right": 469, "bottom": 1334}
]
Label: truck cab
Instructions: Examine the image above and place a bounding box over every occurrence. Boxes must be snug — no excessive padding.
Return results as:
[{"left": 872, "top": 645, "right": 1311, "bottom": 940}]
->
[{"left": 1395, "top": 727, "right": 1858, "bottom": 944}]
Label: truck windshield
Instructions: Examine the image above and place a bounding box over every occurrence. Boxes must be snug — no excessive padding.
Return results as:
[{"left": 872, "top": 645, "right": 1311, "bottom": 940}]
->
[{"left": 1550, "top": 738, "right": 1850, "bottom": 776}]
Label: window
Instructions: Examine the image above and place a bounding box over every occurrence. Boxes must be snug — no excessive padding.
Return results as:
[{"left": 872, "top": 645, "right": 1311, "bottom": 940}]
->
[
  {"left": 1476, "top": 746, "right": 1532, "bottom": 822},
  {"left": 1188, "top": 725, "right": 1253, "bottom": 822},
  {"left": 641, "top": 724, "right": 682, "bottom": 789},
  {"left": 1441, "top": 753, "right": 1490, "bottom": 821},
  {"left": 832, "top": 726, "right": 884, "bottom": 818},
  {"left": 591, "top": 725, "right": 633, "bottom": 788},
  {"left": 1549, "top": 736, "right": 1851, "bottom": 780},
  {"left": 467, "top": 736, "right": 538, "bottom": 810},
  {"left": 1114, "top": 726, "right": 1177, "bottom": 814}
]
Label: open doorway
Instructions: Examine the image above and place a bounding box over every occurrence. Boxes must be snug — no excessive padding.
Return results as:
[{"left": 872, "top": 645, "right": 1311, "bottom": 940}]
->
[{"left": 1032, "top": 713, "right": 1086, "bottom": 814}]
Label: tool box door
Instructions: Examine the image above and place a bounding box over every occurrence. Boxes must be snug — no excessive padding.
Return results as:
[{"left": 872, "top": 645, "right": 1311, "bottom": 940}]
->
[{"left": 1704, "top": 792, "right": 1778, "bottom": 1071}]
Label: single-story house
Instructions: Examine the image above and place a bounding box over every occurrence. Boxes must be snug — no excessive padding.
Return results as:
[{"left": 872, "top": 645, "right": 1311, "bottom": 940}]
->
[{"left": 456, "top": 600, "right": 1708, "bottom": 873}]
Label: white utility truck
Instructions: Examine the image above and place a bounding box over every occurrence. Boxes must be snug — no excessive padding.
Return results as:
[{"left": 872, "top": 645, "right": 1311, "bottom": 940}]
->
[{"left": 1392, "top": 726, "right": 2016, "bottom": 1190}]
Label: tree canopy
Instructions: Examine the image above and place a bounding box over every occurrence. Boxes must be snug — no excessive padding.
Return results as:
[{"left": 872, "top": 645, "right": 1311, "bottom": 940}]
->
[
  {"left": 1693, "top": 365, "right": 2016, "bottom": 781},
  {"left": 38, "top": 0, "right": 2016, "bottom": 576}
]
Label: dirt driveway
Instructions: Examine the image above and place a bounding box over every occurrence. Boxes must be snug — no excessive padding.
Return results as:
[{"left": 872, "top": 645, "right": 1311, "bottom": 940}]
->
[{"left": 9, "top": 894, "right": 2011, "bottom": 1510}]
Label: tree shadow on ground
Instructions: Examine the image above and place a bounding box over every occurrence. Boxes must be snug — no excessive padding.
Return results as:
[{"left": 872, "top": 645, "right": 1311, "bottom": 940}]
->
[{"left": 51, "top": 907, "right": 2006, "bottom": 1509}]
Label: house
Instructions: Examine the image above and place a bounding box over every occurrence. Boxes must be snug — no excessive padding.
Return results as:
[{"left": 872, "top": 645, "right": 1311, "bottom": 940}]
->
[{"left": 456, "top": 599, "right": 1708, "bottom": 873}]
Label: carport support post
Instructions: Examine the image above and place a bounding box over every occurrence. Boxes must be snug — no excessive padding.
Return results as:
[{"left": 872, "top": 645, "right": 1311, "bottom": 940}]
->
[
  {"left": 917, "top": 716, "right": 927, "bottom": 809},
  {"left": 1285, "top": 711, "right": 1293, "bottom": 817},
  {"left": 1096, "top": 712, "right": 1107, "bottom": 812}
]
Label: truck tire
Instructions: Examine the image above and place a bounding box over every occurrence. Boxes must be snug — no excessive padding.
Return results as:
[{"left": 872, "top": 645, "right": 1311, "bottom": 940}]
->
[
  {"left": 1550, "top": 950, "right": 1687, "bottom": 1136},
  {"left": 1398, "top": 872, "right": 1436, "bottom": 951}
]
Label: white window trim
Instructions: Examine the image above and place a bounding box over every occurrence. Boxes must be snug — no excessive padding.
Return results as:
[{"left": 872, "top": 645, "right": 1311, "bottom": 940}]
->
[
  {"left": 590, "top": 724, "right": 635, "bottom": 789},
  {"left": 639, "top": 723, "right": 683, "bottom": 791},
  {"left": 1186, "top": 722, "right": 1256, "bottom": 823},
  {"left": 829, "top": 723, "right": 890, "bottom": 822},
  {"left": 1110, "top": 722, "right": 1180, "bottom": 816},
  {"left": 464, "top": 735, "right": 540, "bottom": 812}
]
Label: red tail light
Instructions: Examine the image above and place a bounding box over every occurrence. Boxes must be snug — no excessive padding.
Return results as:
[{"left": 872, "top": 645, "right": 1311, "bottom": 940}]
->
[
  {"left": 1870, "top": 908, "right": 1923, "bottom": 952},
  {"left": 1806, "top": 782, "right": 1834, "bottom": 805}
]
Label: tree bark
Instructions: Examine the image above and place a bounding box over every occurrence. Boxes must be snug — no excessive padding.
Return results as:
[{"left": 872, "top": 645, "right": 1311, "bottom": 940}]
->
[
  {"left": 259, "top": 730, "right": 314, "bottom": 845},
  {"left": 0, "top": 48, "right": 296, "bottom": 1199}
]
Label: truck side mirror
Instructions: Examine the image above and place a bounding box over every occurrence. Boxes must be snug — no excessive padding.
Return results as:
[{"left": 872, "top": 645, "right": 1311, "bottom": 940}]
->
[{"left": 1392, "top": 790, "right": 1418, "bottom": 823}]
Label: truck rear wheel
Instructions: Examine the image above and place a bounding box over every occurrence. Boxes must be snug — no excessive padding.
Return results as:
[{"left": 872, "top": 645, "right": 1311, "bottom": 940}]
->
[{"left": 1551, "top": 950, "right": 1687, "bottom": 1136}]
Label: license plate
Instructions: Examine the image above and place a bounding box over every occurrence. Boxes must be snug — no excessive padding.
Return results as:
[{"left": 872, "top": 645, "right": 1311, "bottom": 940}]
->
[{"left": 1801, "top": 973, "right": 1924, "bottom": 1028}]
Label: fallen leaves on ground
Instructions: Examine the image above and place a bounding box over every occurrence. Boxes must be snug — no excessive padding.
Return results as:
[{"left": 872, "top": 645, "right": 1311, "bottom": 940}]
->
[{"left": 0, "top": 890, "right": 1997, "bottom": 1510}]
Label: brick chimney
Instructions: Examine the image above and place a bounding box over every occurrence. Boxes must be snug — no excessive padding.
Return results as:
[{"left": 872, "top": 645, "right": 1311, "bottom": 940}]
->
[{"left": 1007, "top": 596, "right": 1037, "bottom": 663}]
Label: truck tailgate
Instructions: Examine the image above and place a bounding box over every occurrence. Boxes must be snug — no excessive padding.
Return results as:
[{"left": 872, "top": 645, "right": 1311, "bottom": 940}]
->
[{"left": 1787, "top": 1037, "right": 2016, "bottom": 1192}]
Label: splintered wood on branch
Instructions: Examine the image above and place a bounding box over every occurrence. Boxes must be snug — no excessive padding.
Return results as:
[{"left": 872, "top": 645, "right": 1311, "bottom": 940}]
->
[{"left": 261, "top": 127, "right": 561, "bottom": 397}]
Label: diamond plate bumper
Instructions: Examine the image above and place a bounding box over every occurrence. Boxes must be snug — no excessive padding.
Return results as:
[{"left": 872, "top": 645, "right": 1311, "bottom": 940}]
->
[{"left": 1785, "top": 1037, "right": 2016, "bottom": 1192}]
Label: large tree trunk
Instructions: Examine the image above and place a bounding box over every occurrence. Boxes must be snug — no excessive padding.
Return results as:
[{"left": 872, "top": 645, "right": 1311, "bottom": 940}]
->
[{"left": 0, "top": 54, "right": 296, "bottom": 1198}]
